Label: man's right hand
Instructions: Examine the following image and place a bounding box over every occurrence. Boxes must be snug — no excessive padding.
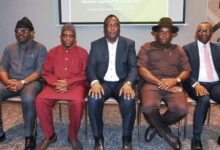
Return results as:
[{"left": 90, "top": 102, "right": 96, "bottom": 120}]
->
[
  {"left": 195, "top": 83, "right": 209, "bottom": 96},
  {"left": 88, "top": 82, "right": 104, "bottom": 99},
  {"left": 6, "top": 79, "right": 18, "bottom": 92}
]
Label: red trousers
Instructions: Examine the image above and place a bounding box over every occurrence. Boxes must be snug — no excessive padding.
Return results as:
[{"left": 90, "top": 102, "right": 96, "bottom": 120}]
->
[{"left": 35, "top": 98, "right": 85, "bottom": 140}]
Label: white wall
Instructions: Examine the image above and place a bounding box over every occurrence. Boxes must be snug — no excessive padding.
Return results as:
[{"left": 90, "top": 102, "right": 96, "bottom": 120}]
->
[{"left": 0, "top": 0, "right": 208, "bottom": 56}]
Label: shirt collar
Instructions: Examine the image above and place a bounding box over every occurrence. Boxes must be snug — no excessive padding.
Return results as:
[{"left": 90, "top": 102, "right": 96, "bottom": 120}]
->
[
  {"left": 17, "top": 40, "right": 34, "bottom": 50},
  {"left": 197, "top": 40, "right": 210, "bottom": 48},
  {"left": 106, "top": 38, "right": 119, "bottom": 46}
]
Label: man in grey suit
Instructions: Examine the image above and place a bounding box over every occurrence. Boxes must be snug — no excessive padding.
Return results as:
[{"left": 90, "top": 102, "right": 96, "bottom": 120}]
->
[
  {"left": 183, "top": 22, "right": 220, "bottom": 150},
  {"left": 87, "top": 14, "right": 137, "bottom": 150}
]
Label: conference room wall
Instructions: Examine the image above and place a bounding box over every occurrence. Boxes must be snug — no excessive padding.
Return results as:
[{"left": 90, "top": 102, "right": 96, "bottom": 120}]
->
[{"left": 0, "top": 0, "right": 208, "bottom": 56}]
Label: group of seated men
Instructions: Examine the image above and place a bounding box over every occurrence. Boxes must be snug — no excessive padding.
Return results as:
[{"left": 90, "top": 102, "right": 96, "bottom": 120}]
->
[{"left": 0, "top": 14, "right": 219, "bottom": 150}]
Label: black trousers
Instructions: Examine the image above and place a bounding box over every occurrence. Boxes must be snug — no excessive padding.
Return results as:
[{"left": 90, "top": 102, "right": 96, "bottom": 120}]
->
[
  {"left": 88, "top": 81, "right": 136, "bottom": 138},
  {"left": 0, "top": 81, "right": 43, "bottom": 137},
  {"left": 186, "top": 81, "right": 220, "bottom": 135}
]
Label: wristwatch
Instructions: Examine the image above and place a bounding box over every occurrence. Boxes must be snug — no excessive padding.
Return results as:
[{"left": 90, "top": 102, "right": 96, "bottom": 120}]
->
[
  {"left": 21, "top": 80, "right": 26, "bottom": 85},
  {"left": 176, "top": 78, "right": 181, "bottom": 83}
]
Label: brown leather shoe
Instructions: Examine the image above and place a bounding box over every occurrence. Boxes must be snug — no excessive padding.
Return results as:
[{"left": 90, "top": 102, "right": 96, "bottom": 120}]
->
[
  {"left": 68, "top": 138, "right": 83, "bottom": 150},
  {"left": 36, "top": 133, "right": 57, "bottom": 150}
]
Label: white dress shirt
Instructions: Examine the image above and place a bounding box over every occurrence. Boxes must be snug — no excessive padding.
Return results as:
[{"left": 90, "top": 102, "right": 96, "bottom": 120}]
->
[
  {"left": 104, "top": 38, "right": 119, "bottom": 81},
  {"left": 91, "top": 38, "right": 119, "bottom": 86},
  {"left": 197, "top": 40, "right": 219, "bottom": 82}
]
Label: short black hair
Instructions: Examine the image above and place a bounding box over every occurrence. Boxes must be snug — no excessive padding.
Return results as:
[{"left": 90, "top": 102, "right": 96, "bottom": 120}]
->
[{"left": 104, "top": 14, "right": 120, "bottom": 27}]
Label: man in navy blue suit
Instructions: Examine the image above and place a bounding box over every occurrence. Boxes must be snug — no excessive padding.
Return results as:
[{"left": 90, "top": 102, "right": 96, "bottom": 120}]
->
[
  {"left": 87, "top": 14, "right": 137, "bottom": 150},
  {"left": 183, "top": 22, "right": 220, "bottom": 150}
]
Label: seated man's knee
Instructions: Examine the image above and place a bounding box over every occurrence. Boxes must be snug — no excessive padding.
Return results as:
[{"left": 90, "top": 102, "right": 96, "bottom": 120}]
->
[
  {"left": 34, "top": 98, "right": 45, "bottom": 107},
  {"left": 22, "top": 95, "right": 35, "bottom": 105},
  {"left": 69, "top": 99, "right": 85, "bottom": 108},
  {"left": 176, "top": 104, "right": 188, "bottom": 117},
  {"left": 141, "top": 104, "right": 158, "bottom": 116},
  {"left": 123, "top": 98, "right": 136, "bottom": 107},
  {"left": 169, "top": 102, "right": 188, "bottom": 117},
  {"left": 198, "top": 97, "right": 210, "bottom": 107},
  {"left": 88, "top": 96, "right": 103, "bottom": 108}
]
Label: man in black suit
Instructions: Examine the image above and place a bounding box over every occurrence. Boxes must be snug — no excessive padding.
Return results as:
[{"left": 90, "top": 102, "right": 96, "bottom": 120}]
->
[
  {"left": 183, "top": 22, "right": 220, "bottom": 150},
  {"left": 87, "top": 14, "right": 137, "bottom": 150}
]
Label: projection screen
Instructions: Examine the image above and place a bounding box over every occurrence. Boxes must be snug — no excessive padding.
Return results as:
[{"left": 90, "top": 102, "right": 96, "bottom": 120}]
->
[{"left": 59, "top": 0, "right": 185, "bottom": 24}]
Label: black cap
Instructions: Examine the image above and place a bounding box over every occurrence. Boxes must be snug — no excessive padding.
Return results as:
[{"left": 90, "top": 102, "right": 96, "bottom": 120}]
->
[{"left": 15, "top": 17, "right": 34, "bottom": 31}]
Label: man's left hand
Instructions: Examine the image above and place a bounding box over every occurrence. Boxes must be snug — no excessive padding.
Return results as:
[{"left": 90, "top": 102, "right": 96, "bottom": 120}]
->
[
  {"left": 15, "top": 80, "right": 24, "bottom": 91},
  {"left": 159, "top": 78, "right": 177, "bottom": 90},
  {"left": 54, "top": 79, "right": 69, "bottom": 93},
  {"left": 119, "top": 82, "right": 135, "bottom": 100}
]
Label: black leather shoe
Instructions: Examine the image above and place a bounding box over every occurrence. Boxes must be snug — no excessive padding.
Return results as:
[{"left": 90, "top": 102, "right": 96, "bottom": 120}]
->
[
  {"left": 217, "top": 136, "right": 220, "bottom": 145},
  {"left": 25, "top": 135, "right": 36, "bottom": 150},
  {"left": 0, "top": 132, "right": 6, "bottom": 143},
  {"left": 144, "top": 126, "right": 156, "bottom": 142},
  {"left": 164, "top": 130, "right": 181, "bottom": 150},
  {"left": 94, "top": 136, "right": 105, "bottom": 150},
  {"left": 122, "top": 136, "right": 132, "bottom": 150},
  {"left": 191, "top": 137, "right": 203, "bottom": 150},
  {"left": 122, "top": 142, "right": 132, "bottom": 150}
]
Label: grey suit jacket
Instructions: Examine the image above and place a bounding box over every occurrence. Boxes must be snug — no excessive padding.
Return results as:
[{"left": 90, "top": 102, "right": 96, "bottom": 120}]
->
[
  {"left": 183, "top": 41, "right": 220, "bottom": 87},
  {"left": 86, "top": 36, "right": 137, "bottom": 85}
]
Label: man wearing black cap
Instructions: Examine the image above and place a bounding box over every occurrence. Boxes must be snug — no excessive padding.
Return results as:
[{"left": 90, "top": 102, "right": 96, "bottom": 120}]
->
[
  {"left": 0, "top": 17, "right": 47, "bottom": 149},
  {"left": 137, "top": 17, "right": 191, "bottom": 150}
]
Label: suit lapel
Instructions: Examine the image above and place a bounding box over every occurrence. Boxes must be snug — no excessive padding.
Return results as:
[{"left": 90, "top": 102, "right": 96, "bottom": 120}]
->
[
  {"left": 193, "top": 42, "right": 200, "bottom": 69},
  {"left": 210, "top": 43, "right": 218, "bottom": 70},
  {"left": 189, "top": 42, "right": 200, "bottom": 78},
  {"left": 101, "top": 38, "right": 109, "bottom": 61},
  {"left": 116, "top": 37, "right": 124, "bottom": 65}
]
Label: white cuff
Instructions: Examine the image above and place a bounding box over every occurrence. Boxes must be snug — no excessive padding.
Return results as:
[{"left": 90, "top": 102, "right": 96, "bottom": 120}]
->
[
  {"left": 192, "top": 82, "right": 199, "bottom": 88},
  {"left": 91, "top": 80, "right": 99, "bottom": 86}
]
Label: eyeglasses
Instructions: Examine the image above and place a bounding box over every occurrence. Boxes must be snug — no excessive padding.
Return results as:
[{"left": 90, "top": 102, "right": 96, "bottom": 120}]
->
[
  {"left": 14, "top": 29, "right": 30, "bottom": 34},
  {"left": 62, "top": 34, "right": 75, "bottom": 38},
  {"left": 106, "top": 24, "right": 119, "bottom": 28},
  {"left": 197, "top": 29, "right": 212, "bottom": 34}
]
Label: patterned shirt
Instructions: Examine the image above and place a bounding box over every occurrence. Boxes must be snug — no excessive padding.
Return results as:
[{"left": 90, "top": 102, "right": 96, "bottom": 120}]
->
[
  {"left": 137, "top": 41, "right": 191, "bottom": 79},
  {"left": 0, "top": 40, "right": 47, "bottom": 79}
]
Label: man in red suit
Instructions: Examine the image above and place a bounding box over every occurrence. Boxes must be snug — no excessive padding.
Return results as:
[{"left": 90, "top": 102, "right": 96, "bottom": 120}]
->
[{"left": 35, "top": 24, "right": 88, "bottom": 150}]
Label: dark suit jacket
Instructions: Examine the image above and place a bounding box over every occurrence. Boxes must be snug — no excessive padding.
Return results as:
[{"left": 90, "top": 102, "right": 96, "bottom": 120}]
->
[
  {"left": 87, "top": 36, "right": 137, "bottom": 85},
  {"left": 183, "top": 41, "right": 220, "bottom": 89}
]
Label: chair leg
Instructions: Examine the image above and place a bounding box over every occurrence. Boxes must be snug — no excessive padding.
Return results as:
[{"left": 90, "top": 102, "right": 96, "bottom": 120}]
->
[
  {"left": 85, "top": 101, "right": 88, "bottom": 138},
  {"left": 34, "top": 118, "right": 38, "bottom": 138},
  {"left": 59, "top": 103, "right": 62, "bottom": 122},
  {"left": 183, "top": 114, "right": 188, "bottom": 139},
  {"left": 207, "top": 106, "right": 211, "bottom": 126},
  {"left": 177, "top": 120, "right": 181, "bottom": 138},
  {"left": 137, "top": 101, "right": 141, "bottom": 143}
]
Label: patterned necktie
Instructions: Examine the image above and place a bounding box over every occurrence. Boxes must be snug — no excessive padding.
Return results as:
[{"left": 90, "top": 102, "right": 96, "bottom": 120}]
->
[{"left": 203, "top": 45, "right": 214, "bottom": 80}]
